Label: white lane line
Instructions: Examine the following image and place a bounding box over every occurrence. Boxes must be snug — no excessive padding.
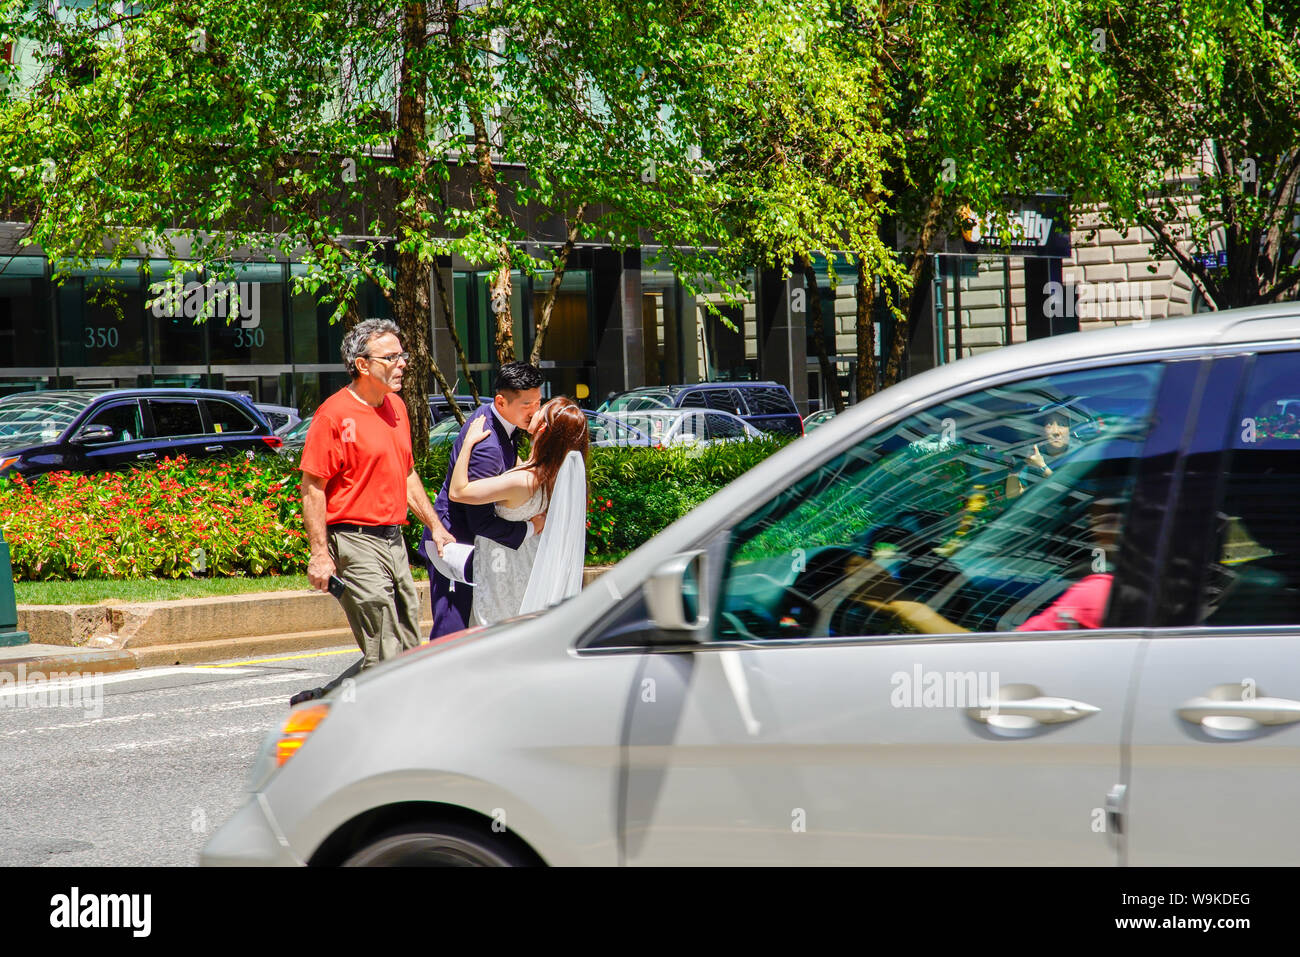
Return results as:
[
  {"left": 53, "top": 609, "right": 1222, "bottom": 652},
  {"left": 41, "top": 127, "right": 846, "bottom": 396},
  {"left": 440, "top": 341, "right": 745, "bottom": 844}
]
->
[
  {"left": 103, "top": 672, "right": 314, "bottom": 699},
  {"left": 85, "top": 724, "right": 272, "bottom": 754},
  {"left": 3, "top": 695, "right": 289, "bottom": 737},
  {"left": 0, "top": 666, "right": 259, "bottom": 698}
]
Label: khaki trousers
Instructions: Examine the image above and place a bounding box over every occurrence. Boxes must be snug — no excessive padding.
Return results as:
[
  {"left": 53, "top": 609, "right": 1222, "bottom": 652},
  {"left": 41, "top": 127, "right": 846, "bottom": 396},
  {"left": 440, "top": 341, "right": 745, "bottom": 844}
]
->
[{"left": 328, "top": 528, "right": 421, "bottom": 670}]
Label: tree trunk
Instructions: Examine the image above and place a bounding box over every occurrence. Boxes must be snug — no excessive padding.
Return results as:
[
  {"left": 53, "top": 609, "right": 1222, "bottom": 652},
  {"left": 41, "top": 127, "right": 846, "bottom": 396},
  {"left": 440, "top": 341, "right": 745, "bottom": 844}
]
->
[
  {"left": 391, "top": 1, "right": 457, "bottom": 460},
  {"left": 800, "top": 254, "right": 843, "bottom": 413},
  {"left": 855, "top": 256, "right": 877, "bottom": 400},
  {"left": 884, "top": 188, "right": 946, "bottom": 386},
  {"left": 446, "top": 0, "right": 515, "bottom": 365},
  {"left": 489, "top": 263, "right": 514, "bottom": 365},
  {"left": 529, "top": 204, "right": 586, "bottom": 367}
]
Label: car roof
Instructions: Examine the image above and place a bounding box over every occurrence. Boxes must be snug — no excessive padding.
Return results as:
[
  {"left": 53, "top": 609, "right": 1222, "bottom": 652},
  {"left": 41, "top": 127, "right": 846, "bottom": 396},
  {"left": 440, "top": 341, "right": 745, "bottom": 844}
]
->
[
  {"left": 0, "top": 388, "right": 261, "bottom": 404},
  {"left": 610, "top": 407, "right": 747, "bottom": 420},
  {"left": 621, "top": 381, "right": 785, "bottom": 394}
]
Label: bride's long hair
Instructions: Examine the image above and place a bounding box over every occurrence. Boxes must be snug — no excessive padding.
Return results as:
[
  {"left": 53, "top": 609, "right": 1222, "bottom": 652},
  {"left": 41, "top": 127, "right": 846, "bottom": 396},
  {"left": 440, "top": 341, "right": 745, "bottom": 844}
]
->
[{"left": 523, "top": 397, "right": 589, "bottom": 504}]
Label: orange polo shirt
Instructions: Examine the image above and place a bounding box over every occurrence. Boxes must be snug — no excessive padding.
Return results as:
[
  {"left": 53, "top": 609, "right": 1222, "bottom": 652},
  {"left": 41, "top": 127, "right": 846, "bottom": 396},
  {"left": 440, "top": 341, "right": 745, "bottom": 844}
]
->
[{"left": 299, "top": 388, "right": 414, "bottom": 526}]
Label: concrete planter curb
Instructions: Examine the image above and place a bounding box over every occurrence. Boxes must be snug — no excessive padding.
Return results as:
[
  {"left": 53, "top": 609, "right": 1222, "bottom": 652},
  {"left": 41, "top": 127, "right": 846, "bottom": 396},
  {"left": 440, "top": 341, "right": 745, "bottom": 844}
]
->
[{"left": 11, "top": 565, "right": 614, "bottom": 672}]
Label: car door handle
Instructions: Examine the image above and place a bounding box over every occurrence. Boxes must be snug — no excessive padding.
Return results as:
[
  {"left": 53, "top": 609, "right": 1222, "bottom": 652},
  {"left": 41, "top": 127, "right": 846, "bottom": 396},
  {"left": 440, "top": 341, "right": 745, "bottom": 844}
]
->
[
  {"left": 137, "top": 452, "right": 156, "bottom": 460},
  {"left": 1177, "top": 685, "right": 1300, "bottom": 733},
  {"left": 964, "top": 683, "right": 1100, "bottom": 734},
  {"left": 204, "top": 445, "right": 223, "bottom": 452}
]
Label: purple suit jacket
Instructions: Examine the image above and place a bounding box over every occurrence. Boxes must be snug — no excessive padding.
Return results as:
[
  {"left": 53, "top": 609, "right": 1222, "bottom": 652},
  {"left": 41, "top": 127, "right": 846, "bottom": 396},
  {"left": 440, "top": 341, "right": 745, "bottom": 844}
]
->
[{"left": 432, "top": 404, "right": 528, "bottom": 552}]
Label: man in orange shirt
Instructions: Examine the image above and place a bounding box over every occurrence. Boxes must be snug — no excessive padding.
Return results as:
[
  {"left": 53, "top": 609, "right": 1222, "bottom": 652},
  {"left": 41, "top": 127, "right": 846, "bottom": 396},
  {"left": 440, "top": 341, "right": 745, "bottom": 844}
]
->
[{"left": 297, "top": 319, "right": 454, "bottom": 690}]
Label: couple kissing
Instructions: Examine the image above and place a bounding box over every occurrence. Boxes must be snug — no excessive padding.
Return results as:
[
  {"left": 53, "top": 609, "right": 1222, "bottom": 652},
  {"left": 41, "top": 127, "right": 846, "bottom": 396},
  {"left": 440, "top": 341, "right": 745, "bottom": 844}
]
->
[{"left": 423, "top": 361, "right": 589, "bottom": 638}]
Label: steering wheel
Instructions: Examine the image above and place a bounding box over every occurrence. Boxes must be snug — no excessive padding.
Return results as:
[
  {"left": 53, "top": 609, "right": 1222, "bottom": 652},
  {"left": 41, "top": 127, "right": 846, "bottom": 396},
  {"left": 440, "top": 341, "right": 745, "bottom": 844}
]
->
[{"left": 768, "top": 546, "right": 862, "bottom": 637}]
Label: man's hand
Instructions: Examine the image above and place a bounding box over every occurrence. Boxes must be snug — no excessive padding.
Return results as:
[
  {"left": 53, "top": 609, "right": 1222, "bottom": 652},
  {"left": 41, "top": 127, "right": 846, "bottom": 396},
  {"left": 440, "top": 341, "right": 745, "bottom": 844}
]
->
[
  {"left": 308, "top": 551, "right": 336, "bottom": 592},
  {"left": 531, "top": 511, "right": 546, "bottom": 535},
  {"left": 1026, "top": 444, "right": 1047, "bottom": 471},
  {"left": 428, "top": 520, "right": 456, "bottom": 557}
]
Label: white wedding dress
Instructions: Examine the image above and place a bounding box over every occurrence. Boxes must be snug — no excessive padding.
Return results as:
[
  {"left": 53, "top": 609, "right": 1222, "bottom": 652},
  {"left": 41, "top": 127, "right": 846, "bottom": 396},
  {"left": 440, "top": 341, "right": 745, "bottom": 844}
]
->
[{"left": 468, "top": 450, "right": 587, "bottom": 626}]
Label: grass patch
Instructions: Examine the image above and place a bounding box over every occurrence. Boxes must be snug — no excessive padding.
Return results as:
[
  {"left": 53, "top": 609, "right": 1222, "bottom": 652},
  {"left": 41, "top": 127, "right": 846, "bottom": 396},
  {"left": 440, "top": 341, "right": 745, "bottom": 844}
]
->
[{"left": 17, "top": 567, "right": 429, "bottom": 606}]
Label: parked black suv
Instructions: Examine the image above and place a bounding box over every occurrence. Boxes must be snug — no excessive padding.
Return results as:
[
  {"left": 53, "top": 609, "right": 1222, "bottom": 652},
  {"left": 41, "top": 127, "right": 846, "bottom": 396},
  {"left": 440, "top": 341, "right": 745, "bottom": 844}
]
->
[
  {"left": 599, "top": 382, "right": 803, "bottom": 436},
  {"left": 0, "top": 389, "right": 283, "bottom": 479}
]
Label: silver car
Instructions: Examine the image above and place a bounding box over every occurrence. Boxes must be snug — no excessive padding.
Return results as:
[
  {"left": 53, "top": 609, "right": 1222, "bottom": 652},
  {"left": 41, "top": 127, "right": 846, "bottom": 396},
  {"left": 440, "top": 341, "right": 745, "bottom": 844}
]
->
[
  {"left": 607, "top": 408, "right": 764, "bottom": 448},
  {"left": 204, "top": 305, "right": 1300, "bottom": 866}
]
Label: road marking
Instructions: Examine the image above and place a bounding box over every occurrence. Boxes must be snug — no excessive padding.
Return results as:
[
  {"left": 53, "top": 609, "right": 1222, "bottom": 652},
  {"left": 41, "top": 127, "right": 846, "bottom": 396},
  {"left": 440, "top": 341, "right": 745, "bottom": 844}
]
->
[
  {"left": 0, "top": 665, "right": 257, "bottom": 697},
  {"left": 85, "top": 723, "right": 272, "bottom": 754},
  {"left": 3, "top": 695, "right": 290, "bottom": 736},
  {"left": 197, "top": 649, "right": 357, "bottom": 668}
]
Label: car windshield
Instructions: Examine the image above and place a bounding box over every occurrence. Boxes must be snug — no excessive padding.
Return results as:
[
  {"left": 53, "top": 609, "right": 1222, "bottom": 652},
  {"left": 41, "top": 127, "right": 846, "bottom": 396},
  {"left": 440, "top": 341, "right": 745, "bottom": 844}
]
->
[
  {"left": 586, "top": 413, "right": 648, "bottom": 445},
  {"left": 430, "top": 417, "right": 461, "bottom": 440},
  {"left": 0, "top": 393, "right": 94, "bottom": 445},
  {"left": 604, "top": 391, "right": 672, "bottom": 413},
  {"left": 612, "top": 411, "right": 679, "bottom": 440}
]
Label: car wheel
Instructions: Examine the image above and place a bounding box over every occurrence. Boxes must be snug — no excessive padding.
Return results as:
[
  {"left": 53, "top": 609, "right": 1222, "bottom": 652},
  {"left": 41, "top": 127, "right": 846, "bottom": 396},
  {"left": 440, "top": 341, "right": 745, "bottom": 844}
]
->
[{"left": 341, "top": 820, "right": 534, "bottom": 867}]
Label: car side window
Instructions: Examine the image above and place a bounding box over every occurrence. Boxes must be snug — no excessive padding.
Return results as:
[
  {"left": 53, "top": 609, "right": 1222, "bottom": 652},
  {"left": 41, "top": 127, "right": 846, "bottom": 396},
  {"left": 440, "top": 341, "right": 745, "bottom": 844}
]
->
[
  {"left": 82, "top": 402, "right": 143, "bottom": 444},
  {"left": 714, "top": 363, "right": 1165, "bottom": 641},
  {"left": 148, "top": 399, "right": 204, "bottom": 438},
  {"left": 706, "top": 413, "right": 745, "bottom": 440},
  {"left": 674, "top": 412, "right": 706, "bottom": 444},
  {"left": 679, "top": 390, "right": 708, "bottom": 409},
  {"left": 703, "top": 389, "right": 743, "bottom": 414},
  {"left": 1198, "top": 351, "right": 1300, "bottom": 627},
  {"left": 747, "top": 387, "right": 797, "bottom": 415},
  {"left": 201, "top": 399, "right": 259, "bottom": 435}
]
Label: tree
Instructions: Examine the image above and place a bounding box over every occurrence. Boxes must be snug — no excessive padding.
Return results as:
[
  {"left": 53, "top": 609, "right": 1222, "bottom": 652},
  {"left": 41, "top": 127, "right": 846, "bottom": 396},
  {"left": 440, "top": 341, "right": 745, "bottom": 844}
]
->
[
  {"left": 677, "top": 0, "right": 909, "bottom": 412},
  {"left": 0, "top": 1, "right": 741, "bottom": 450},
  {"left": 1076, "top": 2, "right": 1300, "bottom": 308}
]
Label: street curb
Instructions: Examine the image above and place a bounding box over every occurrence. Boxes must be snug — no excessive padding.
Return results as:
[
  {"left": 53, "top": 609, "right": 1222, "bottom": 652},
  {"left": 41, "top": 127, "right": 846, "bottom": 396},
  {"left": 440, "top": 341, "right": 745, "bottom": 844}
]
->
[
  {"left": 0, "top": 649, "right": 138, "bottom": 679},
  {"left": 7, "top": 566, "right": 614, "bottom": 674}
]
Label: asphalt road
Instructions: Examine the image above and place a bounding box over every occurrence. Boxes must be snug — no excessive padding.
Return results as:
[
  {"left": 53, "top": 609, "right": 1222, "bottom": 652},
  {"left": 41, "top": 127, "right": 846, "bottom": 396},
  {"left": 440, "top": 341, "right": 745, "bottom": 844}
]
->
[{"left": 0, "top": 647, "right": 361, "bottom": 867}]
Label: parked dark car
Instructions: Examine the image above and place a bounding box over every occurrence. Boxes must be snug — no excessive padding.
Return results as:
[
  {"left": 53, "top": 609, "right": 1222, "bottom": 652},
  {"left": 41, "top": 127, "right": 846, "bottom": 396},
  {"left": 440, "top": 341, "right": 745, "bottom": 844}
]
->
[
  {"left": 0, "top": 389, "right": 283, "bottom": 479},
  {"left": 599, "top": 382, "right": 803, "bottom": 436}
]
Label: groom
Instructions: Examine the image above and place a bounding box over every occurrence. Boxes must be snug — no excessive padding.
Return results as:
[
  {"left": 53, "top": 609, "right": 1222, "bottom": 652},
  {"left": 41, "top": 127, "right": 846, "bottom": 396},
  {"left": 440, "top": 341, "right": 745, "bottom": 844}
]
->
[{"left": 424, "top": 361, "right": 546, "bottom": 639}]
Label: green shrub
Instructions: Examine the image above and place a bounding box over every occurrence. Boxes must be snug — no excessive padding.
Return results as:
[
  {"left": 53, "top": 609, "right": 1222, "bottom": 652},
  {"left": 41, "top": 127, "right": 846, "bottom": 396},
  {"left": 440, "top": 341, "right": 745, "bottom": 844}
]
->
[{"left": 0, "top": 437, "right": 790, "bottom": 581}]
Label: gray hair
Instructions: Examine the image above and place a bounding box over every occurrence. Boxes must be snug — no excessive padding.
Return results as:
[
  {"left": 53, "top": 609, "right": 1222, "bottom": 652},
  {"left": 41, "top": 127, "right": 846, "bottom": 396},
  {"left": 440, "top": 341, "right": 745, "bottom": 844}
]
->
[{"left": 341, "top": 318, "right": 401, "bottom": 379}]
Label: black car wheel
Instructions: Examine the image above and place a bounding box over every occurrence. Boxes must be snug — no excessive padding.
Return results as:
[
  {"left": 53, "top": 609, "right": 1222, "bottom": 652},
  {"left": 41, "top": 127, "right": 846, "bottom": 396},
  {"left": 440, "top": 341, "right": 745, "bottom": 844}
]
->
[{"left": 341, "top": 820, "right": 535, "bottom": 867}]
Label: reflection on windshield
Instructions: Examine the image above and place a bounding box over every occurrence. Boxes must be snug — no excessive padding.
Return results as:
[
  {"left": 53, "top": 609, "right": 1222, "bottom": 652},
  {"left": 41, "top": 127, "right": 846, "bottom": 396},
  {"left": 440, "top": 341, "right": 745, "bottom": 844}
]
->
[{"left": 717, "top": 363, "right": 1163, "bottom": 640}]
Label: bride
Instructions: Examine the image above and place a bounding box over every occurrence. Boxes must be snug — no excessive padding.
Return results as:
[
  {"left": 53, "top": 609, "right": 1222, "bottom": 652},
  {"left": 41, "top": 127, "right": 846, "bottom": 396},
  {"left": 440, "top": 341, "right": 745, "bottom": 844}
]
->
[{"left": 447, "top": 396, "right": 589, "bottom": 626}]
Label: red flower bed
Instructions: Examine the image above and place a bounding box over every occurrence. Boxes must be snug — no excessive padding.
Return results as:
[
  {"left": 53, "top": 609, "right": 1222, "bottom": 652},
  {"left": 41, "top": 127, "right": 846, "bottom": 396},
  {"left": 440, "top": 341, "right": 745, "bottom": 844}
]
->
[{"left": 0, "top": 455, "right": 308, "bottom": 580}]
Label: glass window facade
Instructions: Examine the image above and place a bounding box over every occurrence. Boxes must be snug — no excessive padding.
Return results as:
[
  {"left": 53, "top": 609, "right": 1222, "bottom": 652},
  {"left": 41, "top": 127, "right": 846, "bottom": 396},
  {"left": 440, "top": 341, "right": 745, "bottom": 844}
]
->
[
  {"left": 0, "top": 256, "right": 55, "bottom": 368},
  {"left": 58, "top": 262, "right": 146, "bottom": 368}
]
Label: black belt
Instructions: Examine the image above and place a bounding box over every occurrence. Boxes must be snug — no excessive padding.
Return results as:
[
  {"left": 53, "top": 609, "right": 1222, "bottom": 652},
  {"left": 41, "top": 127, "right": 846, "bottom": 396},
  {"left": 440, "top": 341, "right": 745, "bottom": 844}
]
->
[{"left": 327, "top": 523, "right": 403, "bottom": 541}]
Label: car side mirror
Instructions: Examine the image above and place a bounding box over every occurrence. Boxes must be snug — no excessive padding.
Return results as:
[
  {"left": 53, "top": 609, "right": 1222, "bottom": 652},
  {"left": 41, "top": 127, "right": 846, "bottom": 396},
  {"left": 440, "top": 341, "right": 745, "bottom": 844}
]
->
[
  {"left": 644, "top": 551, "right": 709, "bottom": 634},
  {"left": 73, "top": 424, "right": 115, "bottom": 444}
]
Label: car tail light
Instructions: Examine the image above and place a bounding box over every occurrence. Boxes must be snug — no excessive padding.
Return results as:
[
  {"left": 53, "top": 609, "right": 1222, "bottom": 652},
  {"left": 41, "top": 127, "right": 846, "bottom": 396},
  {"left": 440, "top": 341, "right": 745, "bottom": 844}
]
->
[
  {"left": 261, "top": 435, "right": 284, "bottom": 450},
  {"left": 275, "top": 703, "right": 330, "bottom": 766},
  {"left": 0, "top": 455, "right": 20, "bottom": 473}
]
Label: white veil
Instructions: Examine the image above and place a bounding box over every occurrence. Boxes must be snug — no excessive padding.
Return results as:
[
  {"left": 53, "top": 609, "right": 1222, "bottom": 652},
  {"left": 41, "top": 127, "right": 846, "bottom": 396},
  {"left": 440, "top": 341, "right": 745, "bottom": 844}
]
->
[{"left": 519, "top": 450, "right": 587, "bottom": 614}]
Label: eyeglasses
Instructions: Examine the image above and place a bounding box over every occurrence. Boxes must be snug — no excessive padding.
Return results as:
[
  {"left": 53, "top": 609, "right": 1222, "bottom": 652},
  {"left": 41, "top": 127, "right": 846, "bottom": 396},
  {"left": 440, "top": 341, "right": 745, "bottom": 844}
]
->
[{"left": 363, "top": 352, "right": 409, "bottom": 364}]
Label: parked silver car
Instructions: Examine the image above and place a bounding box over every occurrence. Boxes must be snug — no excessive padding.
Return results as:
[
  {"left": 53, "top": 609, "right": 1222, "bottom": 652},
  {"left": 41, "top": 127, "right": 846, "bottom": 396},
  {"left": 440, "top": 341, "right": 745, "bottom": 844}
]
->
[
  {"left": 204, "top": 305, "right": 1300, "bottom": 866},
  {"left": 606, "top": 408, "right": 763, "bottom": 448}
]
